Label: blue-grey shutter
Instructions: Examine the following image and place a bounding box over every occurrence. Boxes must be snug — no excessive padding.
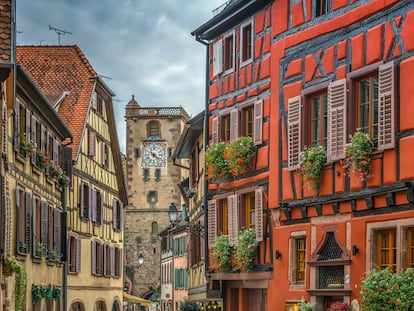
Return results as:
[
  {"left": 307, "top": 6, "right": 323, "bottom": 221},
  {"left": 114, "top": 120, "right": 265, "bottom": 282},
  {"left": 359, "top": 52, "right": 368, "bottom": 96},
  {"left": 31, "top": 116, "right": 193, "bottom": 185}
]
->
[
  {"left": 25, "top": 192, "right": 32, "bottom": 254},
  {"left": 76, "top": 238, "right": 81, "bottom": 273},
  {"left": 14, "top": 101, "right": 20, "bottom": 152}
]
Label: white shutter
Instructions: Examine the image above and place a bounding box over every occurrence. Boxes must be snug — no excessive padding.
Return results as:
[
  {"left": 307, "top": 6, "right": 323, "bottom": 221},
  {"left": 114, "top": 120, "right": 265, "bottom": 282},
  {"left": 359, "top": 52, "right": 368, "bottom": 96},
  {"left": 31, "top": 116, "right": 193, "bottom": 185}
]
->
[
  {"left": 378, "top": 62, "right": 395, "bottom": 150},
  {"left": 254, "top": 100, "right": 263, "bottom": 145},
  {"left": 255, "top": 188, "right": 263, "bottom": 242},
  {"left": 227, "top": 194, "right": 239, "bottom": 246},
  {"left": 327, "top": 79, "right": 347, "bottom": 162},
  {"left": 211, "top": 116, "right": 219, "bottom": 145},
  {"left": 92, "top": 91, "right": 97, "bottom": 110},
  {"left": 230, "top": 108, "right": 239, "bottom": 142},
  {"left": 207, "top": 200, "right": 217, "bottom": 247},
  {"left": 213, "top": 40, "right": 223, "bottom": 76},
  {"left": 287, "top": 96, "right": 301, "bottom": 170}
]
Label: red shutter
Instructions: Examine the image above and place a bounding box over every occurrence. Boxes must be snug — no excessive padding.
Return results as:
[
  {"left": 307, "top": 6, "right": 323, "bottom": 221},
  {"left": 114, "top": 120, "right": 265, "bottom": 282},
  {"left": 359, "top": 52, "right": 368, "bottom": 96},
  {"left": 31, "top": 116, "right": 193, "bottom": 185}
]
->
[
  {"left": 211, "top": 117, "right": 218, "bottom": 145},
  {"left": 287, "top": 96, "right": 301, "bottom": 170},
  {"left": 207, "top": 200, "right": 217, "bottom": 247},
  {"left": 89, "top": 131, "right": 96, "bottom": 156},
  {"left": 255, "top": 188, "right": 263, "bottom": 242},
  {"left": 327, "top": 79, "right": 347, "bottom": 162},
  {"left": 25, "top": 192, "right": 32, "bottom": 254},
  {"left": 213, "top": 39, "right": 223, "bottom": 76},
  {"left": 14, "top": 101, "right": 20, "bottom": 152},
  {"left": 228, "top": 195, "right": 239, "bottom": 246},
  {"left": 254, "top": 100, "right": 263, "bottom": 145},
  {"left": 378, "top": 62, "right": 395, "bottom": 150},
  {"left": 76, "top": 238, "right": 81, "bottom": 273},
  {"left": 91, "top": 240, "right": 96, "bottom": 275},
  {"left": 230, "top": 108, "right": 239, "bottom": 142},
  {"left": 91, "top": 189, "right": 97, "bottom": 222}
]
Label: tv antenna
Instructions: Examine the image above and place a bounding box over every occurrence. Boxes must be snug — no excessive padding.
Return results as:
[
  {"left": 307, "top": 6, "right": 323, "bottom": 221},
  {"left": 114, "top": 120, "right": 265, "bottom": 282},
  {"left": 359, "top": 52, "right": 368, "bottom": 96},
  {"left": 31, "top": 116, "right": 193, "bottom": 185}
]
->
[{"left": 48, "top": 24, "right": 72, "bottom": 45}]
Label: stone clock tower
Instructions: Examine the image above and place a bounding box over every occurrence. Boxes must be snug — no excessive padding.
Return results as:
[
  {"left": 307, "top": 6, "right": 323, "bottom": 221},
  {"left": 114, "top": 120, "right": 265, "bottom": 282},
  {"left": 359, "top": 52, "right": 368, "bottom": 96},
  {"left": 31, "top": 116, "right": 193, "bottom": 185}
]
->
[{"left": 124, "top": 96, "right": 189, "bottom": 299}]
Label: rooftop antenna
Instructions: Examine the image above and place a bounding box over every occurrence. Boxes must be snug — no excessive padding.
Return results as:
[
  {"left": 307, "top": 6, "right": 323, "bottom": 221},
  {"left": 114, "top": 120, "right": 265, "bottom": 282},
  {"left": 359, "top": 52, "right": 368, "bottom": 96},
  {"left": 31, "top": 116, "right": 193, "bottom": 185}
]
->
[{"left": 48, "top": 24, "right": 72, "bottom": 45}]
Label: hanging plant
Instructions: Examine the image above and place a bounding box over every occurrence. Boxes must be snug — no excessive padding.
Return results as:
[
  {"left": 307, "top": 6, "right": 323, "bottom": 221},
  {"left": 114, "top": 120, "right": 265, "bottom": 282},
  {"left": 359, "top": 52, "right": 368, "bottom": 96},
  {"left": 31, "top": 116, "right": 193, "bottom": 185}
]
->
[
  {"left": 232, "top": 228, "right": 258, "bottom": 272},
  {"left": 209, "top": 234, "right": 232, "bottom": 273},
  {"left": 21, "top": 136, "right": 36, "bottom": 156},
  {"left": 32, "top": 284, "right": 43, "bottom": 304},
  {"left": 205, "top": 142, "right": 231, "bottom": 183},
  {"left": 226, "top": 136, "right": 256, "bottom": 177},
  {"left": 52, "top": 285, "right": 61, "bottom": 300},
  {"left": 299, "top": 145, "right": 327, "bottom": 193},
  {"left": 3, "top": 255, "right": 27, "bottom": 311},
  {"left": 342, "top": 131, "right": 373, "bottom": 183}
]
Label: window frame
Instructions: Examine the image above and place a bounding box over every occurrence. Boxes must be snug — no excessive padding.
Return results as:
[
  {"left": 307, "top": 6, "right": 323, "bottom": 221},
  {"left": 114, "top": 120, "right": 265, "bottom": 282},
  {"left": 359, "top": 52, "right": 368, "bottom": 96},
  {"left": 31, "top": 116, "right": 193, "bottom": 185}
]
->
[
  {"left": 289, "top": 234, "right": 307, "bottom": 287},
  {"left": 240, "top": 19, "right": 254, "bottom": 68},
  {"left": 223, "top": 30, "right": 235, "bottom": 74},
  {"left": 314, "top": 0, "right": 331, "bottom": 17},
  {"left": 147, "top": 120, "right": 161, "bottom": 138}
]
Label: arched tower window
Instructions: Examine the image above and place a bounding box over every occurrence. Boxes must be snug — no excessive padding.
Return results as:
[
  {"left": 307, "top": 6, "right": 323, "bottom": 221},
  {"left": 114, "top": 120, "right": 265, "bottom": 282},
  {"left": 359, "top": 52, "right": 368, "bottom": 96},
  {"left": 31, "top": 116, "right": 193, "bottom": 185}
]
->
[{"left": 147, "top": 120, "right": 161, "bottom": 138}]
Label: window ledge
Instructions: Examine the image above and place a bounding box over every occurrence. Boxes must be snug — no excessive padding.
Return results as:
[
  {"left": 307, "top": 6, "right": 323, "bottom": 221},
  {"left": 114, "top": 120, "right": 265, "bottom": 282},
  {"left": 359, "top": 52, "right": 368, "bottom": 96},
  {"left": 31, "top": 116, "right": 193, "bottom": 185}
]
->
[
  {"left": 307, "top": 289, "right": 352, "bottom": 296},
  {"left": 15, "top": 152, "right": 27, "bottom": 164}
]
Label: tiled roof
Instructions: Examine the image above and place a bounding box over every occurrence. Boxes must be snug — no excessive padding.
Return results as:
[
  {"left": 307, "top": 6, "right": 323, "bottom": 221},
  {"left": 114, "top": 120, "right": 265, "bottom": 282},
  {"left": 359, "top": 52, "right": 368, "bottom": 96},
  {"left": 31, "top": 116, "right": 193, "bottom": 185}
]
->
[{"left": 16, "top": 45, "right": 97, "bottom": 159}]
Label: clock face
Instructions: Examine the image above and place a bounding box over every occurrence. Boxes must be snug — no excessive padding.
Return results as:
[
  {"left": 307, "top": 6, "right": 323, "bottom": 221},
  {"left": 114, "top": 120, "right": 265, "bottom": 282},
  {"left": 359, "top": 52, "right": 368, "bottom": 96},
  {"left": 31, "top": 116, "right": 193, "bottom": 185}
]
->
[{"left": 141, "top": 142, "right": 167, "bottom": 168}]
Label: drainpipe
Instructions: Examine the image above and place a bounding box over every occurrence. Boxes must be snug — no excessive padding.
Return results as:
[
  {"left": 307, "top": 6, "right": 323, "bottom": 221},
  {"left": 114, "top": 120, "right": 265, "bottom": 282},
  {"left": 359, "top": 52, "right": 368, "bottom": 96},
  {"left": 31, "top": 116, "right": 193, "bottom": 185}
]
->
[
  {"left": 62, "top": 187, "right": 68, "bottom": 311},
  {"left": 194, "top": 35, "right": 210, "bottom": 279}
]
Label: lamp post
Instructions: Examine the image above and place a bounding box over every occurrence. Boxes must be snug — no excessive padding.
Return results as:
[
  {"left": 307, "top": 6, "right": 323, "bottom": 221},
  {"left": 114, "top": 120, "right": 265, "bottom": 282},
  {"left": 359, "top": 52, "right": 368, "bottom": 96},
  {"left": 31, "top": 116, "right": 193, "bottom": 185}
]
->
[{"left": 168, "top": 202, "right": 178, "bottom": 225}]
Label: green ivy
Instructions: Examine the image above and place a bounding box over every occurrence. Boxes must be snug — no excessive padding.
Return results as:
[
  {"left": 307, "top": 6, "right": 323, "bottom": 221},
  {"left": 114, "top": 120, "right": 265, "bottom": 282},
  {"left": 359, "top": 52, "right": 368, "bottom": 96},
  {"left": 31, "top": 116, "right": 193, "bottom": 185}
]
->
[{"left": 300, "top": 146, "right": 327, "bottom": 193}]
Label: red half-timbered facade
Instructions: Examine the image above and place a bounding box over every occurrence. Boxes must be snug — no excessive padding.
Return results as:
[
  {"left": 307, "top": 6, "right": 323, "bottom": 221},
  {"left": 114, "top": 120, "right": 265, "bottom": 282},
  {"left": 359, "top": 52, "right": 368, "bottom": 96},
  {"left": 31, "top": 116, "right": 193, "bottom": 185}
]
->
[{"left": 268, "top": 0, "right": 414, "bottom": 310}]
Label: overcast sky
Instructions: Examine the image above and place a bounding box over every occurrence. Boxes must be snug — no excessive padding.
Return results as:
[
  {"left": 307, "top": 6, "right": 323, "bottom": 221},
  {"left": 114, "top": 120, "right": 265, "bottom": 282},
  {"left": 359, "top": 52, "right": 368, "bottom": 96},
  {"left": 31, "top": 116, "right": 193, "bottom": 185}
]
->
[{"left": 16, "top": 0, "right": 226, "bottom": 153}]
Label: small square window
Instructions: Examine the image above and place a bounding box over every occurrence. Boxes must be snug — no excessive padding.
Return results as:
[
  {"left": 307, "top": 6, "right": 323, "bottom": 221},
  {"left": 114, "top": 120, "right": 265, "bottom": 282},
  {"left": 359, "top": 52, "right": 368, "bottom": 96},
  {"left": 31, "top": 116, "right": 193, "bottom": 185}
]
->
[
  {"left": 155, "top": 169, "right": 161, "bottom": 181},
  {"left": 143, "top": 169, "right": 149, "bottom": 181},
  {"left": 148, "top": 191, "right": 157, "bottom": 204}
]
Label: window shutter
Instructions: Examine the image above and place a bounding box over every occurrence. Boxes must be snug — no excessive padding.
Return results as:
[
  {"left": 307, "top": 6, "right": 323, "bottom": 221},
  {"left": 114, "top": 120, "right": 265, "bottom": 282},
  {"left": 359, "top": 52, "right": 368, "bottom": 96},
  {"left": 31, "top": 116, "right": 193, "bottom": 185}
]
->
[
  {"left": 103, "top": 245, "right": 108, "bottom": 276},
  {"left": 40, "top": 124, "right": 45, "bottom": 152},
  {"left": 378, "top": 62, "right": 395, "bottom": 150},
  {"left": 102, "top": 100, "right": 106, "bottom": 119},
  {"left": 200, "top": 219, "right": 205, "bottom": 261},
  {"left": 25, "top": 108, "right": 30, "bottom": 141},
  {"left": 207, "top": 200, "right": 217, "bottom": 247},
  {"left": 327, "top": 79, "right": 347, "bottom": 162},
  {"left": 54, "top": 209, "right": 61, "bottom": 256},
  {"left": 112, "top": 199, "right": 116, "bottom": 229},
  {"left": 76, "top": 238, "right": 81, "bottom": 273},
  {"left": 228, "top": 194, "right": 239, "bottom": 246},
  {"left": 89, "top": 130, "right": 96, "bottom": 156},
  {"left": 25, "top": 192, "right": 32, "bottom": 253},
  {"left": 91, "top": 189, "right": 97, "bottom": 222},
  {"left": 31, "top": 116, "right": 36, "bottom": 164},
  {"left": 88, "top": 187, "right": 92, "bottom": 220},
  {"left": 287, "top": 96, "right": 302, "bottom": 170},
  {"left": 41, "top": 201, "right": 48, "bottom": 248},
  {"left": 211, "top": 117, "right": 218, "bottom": 145},
  {"left": 91, "top": 241, "right": 96, "bottom": 275},
  {"left": 62, "top": 147, "right": 73, "bottom": 183},
  {"left": 111, "top": 247, "right": 115, "bottom": 276},
  {"left": 80, "top": 183, "right": 85, "bottom": 219},
  {"left": 213, "top": 39, "right": 223, "bottom": 76},
  {"left": 52, "top": 140, "right": 58, "bottom": 164},
  {"left": 118, "top": 249, "right": 123, "bottom": 277},
  {"left": 14, "top": 101, "right": 20, "bottom": 152},
  {"left": 92, "top": 91, "right": 97, "bottom": 110},
  {"left": 230, "top": 108, "right": 239, "bottom": 142},
  {"left": 98, "top": 192, "right": 103, "bottom": 225},
  {"left": 254, "top": 100, "right": 263, "bottom": 145},
  {"left": 2, "top": 102, "right": 8, "bottom": 156},
  {"left": 255, "top": 188, "right": 263, "bottom": 242},
  {"left": 32, "top": 198, "right": 37, "bottom": 256}
]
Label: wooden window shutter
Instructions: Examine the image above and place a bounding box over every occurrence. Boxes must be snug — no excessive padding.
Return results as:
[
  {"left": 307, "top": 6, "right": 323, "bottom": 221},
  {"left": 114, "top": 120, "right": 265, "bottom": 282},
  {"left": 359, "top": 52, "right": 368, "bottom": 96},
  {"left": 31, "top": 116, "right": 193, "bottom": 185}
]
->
[
  {"left": 227, "top": 194, "right": 239, "bottom": 246},
  {"left": 103, "top": 244, "right": 108, "bottom": 276},
  {"left": 207, "top": 200, "right": 217, "bottom": 247},
  {"left": 112, "top": 199, "right": 117, "bottom": 229},
  {"left": 118, "top": 249, "right": 123, "bottom": 277},
  {"left": 54, "top": 209, "right": 61, "bottom": 255},
  {"left": 62, "top": 147, "right": 73, "bottom": 183},
  {"left": 200, "top": 219, "right": 205, "bottom": 261},
  {"left": 213, "top": 39, "right": 223, "bottom": 76},
  {"left": 32, "top": 198, "right": 37, "bottom": 256},
  {"left": 40, "top": 124, "right": 45, "bottom": 152},
  {"left": 89, "top": 130, "right": 96, "bottom": 156},
  {"left": 189, "top": 234, "right": 194, "bottom": 266},
  {"left": 378, "top": 62, "right": 395, "bottom": 150},
  {"left": 80, "top": 182, "right": 85, "bottom": 219},
  {"left": 41, "top": 201, "right": 48, "bottom": 248},
  {"left": 2, "top": 102, "right": 7, "bottom": 156},
  {"left": 92, "top": 91, "right": 97, "bottom": 110},
  {"left": 76, "top": 238, "right": 81, "bottom": 273},
  {"left": 91, "top": 241, "right": 97, "bottom": 275},
  {"left": 287, "top": 96, "right": 302, "bottom": 170},
  {"left": 255, "top": 188, "right": 263, "bottom": 242},
  {"left": 25, "top": 192, "right": 32, "bottom": 253},
  {"left": 53, "top": 139, "right": 58, "bottom": 162},
  {"left": 110, "top": 246, "right": 115, "bottom": 276},
  {"left": 91, "top": 189, "right": 97, "bottom": 222},
  {"left": 230, "top": 108, "right": 239, "bottom": 142},
  {"left": 211, "top": 117, "right": 219, "bottom": 145},
  {"left": 327, "top": 79, "right": 347, "bottom": 162},
  {"left": 25, "top": 108, "right": 30, "bottom": 140},
  {"left": 98, "top": 191, "right": 103, "bottom": 225},
  {"left": 254, "top": 100, "right": 263, "bottom": 145},
  {"left": 31, "top": 116, "right": 36, "bottom": 164},
  {"left": 14, "top": 101, "right": 20, "bottom": 152}
]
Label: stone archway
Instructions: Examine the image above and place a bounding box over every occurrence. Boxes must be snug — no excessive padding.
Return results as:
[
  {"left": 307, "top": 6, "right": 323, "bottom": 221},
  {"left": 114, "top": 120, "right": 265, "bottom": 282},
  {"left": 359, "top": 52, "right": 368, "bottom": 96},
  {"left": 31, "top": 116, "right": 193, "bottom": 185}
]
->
[
  {"left": 70, "top": 301, "right": 85, "bottom": 311},
  {"left": 112, "top": 299, "right": 121, "bottom": 311}
]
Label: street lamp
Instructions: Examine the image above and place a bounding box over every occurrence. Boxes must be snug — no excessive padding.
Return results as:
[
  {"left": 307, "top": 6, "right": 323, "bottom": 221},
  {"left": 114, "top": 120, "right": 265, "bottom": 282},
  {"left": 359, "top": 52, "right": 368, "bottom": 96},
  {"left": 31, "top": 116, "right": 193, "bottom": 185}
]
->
[
  {"left": 138, "top": 253, "right": 144, "bottom": 266},
  {"left": 168, "top": 202, "right": 178, "bottom": 224}
]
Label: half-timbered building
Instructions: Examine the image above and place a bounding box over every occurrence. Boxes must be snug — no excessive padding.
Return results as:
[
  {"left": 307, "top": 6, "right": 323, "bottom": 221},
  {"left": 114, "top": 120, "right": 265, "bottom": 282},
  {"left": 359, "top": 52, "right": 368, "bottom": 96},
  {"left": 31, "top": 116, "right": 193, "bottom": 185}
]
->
[
  {"left": 16, "top": 45, "right": 127, "bottom": 311},
  {"left": 192, "top": 1, "right": 274, "bottom": 310}
]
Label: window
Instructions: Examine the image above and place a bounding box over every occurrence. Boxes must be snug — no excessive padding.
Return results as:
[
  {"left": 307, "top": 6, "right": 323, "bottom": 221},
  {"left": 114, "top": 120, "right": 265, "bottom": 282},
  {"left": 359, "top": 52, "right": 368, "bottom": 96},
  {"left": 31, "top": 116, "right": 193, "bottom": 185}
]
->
[
  {"left": 68, "top": 235, "right": 81, "bottom": 273},
  {"left": 295, "top": 238, "right": 306, "bottom": 284},
  {"left": 190, "top": 145, "right": 199, "bottom": 186},
  {"left": 244, "top": 192, "right": 255, "bottom": 230},
  {"left": 112, "top": 199, "right": 122, "bottom": 231},
  {"left": 168, "top": 147, "right": 174, "bottom": 158},
  {"left": 224, "top": 32, "right": 235, "bottom": 72},
  {"left": 315, "top": 0, "right": 330, "bottom": 17},
  {"left": 16, "top": 186, "right": 31, "bottom": 255},
  {"left": 151, "top": 222, "right": 158, "bottom": 242},
  {"left": 80, "top": 182, "right": 90, "bottom": 220},
  {"left": 147, "top": 121, "right": 160, "bottom": 138},
  {"left": 376, "top": 229, "right": 396, "bottom": 271},
  {"left": 240, "top": 20, "right": 253, "bottom": 66},
  {"left": 221, "top": 114, "right": 231, "bottom": 143},
  {"left": 102, "top": 142, "right": 110, "bottom": 168},
  {"left": 143, "top": 168, "right": 149, "bottom": 180},
  {"left": 92, "top": 240, "right": 103, "bottom": 276},
  {"left": 91, "top": 189, "right": 103, "bottom": 225},
  {"left": 174, "top": 268, "right": 188, "bottom": 289},
  {"left": 408, "top": 228, "right": 414, "bottom": 268},
  {"left": 134, "top": 148, "right": 140, "bottom": 158},
  {"left": 241, "top": 105, "right": 254, "bottom": 137},
  {"left": 148, "top": 191, "right": 157, "bottom": 204},
  {"left": 104, "top": 244, "right": 111, "bottom": 277},
  {"left": 309, "top": 91, "right": 328, "bottom": 148},
  {"left": 356, "top": 74, "right": 379, "bottom": 146},
  {"left": 88, "top": 130, "right": 96, "bottom": 156},
  {"left": 155, "top": 168, "right": 161, "bottom": 181},
  {"left": 218, "top": 199, "right": 228, "bottom": 235},
  {"left": 287, "top": 62, "right": 394, "bottom": 169},
  {"left": 114, "top": 246, "right": 122, "bottom": 277}
]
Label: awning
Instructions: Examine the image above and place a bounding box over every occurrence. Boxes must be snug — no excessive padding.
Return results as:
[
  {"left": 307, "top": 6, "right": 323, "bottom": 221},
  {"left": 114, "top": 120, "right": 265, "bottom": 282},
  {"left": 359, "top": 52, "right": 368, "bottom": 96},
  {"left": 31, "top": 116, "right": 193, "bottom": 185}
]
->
[{"left": 123, "top": 293, "right": 154, "bottom": 307}]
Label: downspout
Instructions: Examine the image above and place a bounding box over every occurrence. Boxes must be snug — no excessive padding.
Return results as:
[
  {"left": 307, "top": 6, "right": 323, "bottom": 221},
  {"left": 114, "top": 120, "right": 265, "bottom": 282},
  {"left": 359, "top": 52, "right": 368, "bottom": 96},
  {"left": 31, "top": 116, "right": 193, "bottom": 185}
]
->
[{"left": 194, "top": 35, "right": 210, "bottom": 279}]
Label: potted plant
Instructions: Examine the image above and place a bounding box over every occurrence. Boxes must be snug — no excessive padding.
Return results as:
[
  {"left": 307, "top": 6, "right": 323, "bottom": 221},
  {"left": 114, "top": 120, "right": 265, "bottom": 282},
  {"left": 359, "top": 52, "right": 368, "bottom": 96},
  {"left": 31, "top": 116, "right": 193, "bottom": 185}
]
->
[
  {"left": 205, "top": 142, "right": 231, "bottom": 183},
  {"left": 342, "top": 130, "right": 373, "bottom": 183},
  {"left": 299, "top": 145, "right": 327, "bottom": 193},
  {"left": 48, "top": 250, "right": 59, "bottom": 261},
  {"left": 232, "top": 228, "right": 258, "bottom": 272},
  {"left": 21, "top": 136, "right": 36, "bottom": 156},
  {"left": 226, "top": 136, "right": 256, "bottom": 177},
  {"left": 209, "top": 234, "right": 232, "bottom": 273},
  {"left": 35, "top": 243, "right": 45, "bottom": 258},
  {"left": 327, "top": 301, "right": 351, "bottom": 311},
  {"left": 52, "top": 285, "right": 61, "bottom": 301},
  {"left": 4, "top": 255, "right": 27, "bottom": 311},
  {"left": 296, "top": 297, "right": 316, "bottom": 311},
  {"left": 179, "top": 299, "right": 200, "bottom": 311}
]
